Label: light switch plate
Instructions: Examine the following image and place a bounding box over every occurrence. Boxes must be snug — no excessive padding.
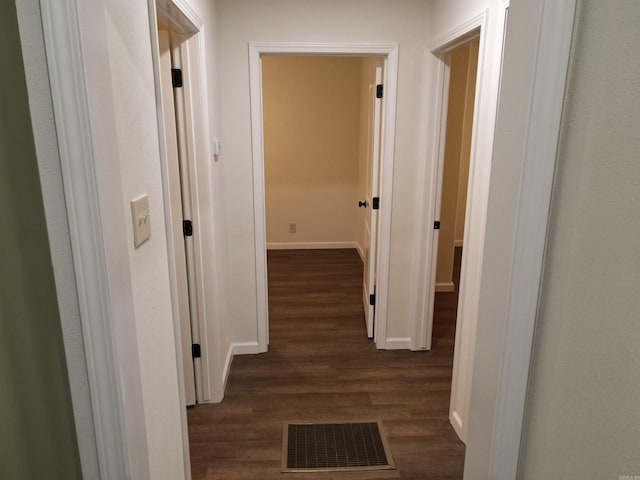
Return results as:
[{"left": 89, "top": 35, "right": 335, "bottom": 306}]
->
[{"left": 130, "top": 194, "right": 151, "bottom": 248}]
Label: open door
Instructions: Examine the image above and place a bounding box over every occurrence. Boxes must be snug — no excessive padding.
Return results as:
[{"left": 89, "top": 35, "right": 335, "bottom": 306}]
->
[
  {"left": 158, "top": 30, "right": 196, "bottom": 406},
  {"left": 362, "top": 62, "right": 383, "bottom": 339},
  {"left": 425, "top": 39, "right": 479, "bottom": 353}
]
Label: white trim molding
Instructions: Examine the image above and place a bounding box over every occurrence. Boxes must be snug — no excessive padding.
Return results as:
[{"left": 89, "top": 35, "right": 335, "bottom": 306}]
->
[
  {"left": 384, "top": 337, "right": 412, "bottom": 350},
  {"left": 414, "top": 10, "right": 488, "bottom": 355},
  {"left": 232, "top": 341, "right": 262, "bottom": 355},
  {"left": 413, "top": 8, "right": 506, "bottom": 445},
  {"left": 248, "top": 42, "right": 399, "bottom": 352},
  {"left": 267, "top": 241, "right": 360, "bottom": 250},
  {"left": 429, "top": 13, "right": 484, "bottom": 52},
  {"left": 222, "top": 342, "right": 262, "bottom": 391},
  {"left": 148, "top": 0, "right": 213, "bottom": 477},
  {"left": 39, "top": 0, "right": 133, "bottom": 477},
  {"left": 435, "top": 282, "right": 456, "bottom": 293},
  {"left": 482, "top": 1, "right": 577, "bottom": 478}
]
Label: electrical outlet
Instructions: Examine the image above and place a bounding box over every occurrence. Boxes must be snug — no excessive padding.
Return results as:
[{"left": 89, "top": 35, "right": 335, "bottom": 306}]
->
[{"left": 289, "top": 223, "right": 296, "bottom": 234}]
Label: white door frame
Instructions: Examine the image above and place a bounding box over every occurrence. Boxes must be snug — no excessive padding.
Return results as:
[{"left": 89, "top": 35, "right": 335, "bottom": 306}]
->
[
  {"left": 150, "top": 0, "right": 222, "bottom": 475},
  {"left": 157, "top": 29, "right": 197, "bottom": 406},
  {"left": 413, "top": 0, "right": 576, "bottom": 458},
  {"left": 420, "top": 15, "right": 485, "bottom": 355},
  {"left": 38, "top": 0, "right": 135, "bottom": 476},
  {"left": 151, "top": 0, "right": 215, "bottom": 405},
  {"left": 467, "top": 1, "right": 577, "bottom": 477},
  {"left": 414, "top": 9, "right": 497, "bottom": 443},
  {"left": 248, "top": 43, "right": 399, "bottom": 350}
]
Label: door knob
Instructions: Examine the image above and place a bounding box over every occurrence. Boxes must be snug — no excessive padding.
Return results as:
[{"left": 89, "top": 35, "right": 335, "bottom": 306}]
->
[{"left": 358, "top": 201, "right": 368, "bottom": 208}]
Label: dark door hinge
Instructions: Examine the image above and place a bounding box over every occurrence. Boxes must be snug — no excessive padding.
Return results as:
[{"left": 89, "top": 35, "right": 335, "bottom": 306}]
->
[
  {"left": 376, "top": 84, "right": 383, "bottom": 99},
  {"left": 183, "top": 219, "right": 193, "bottom": 236},
  {"left": 369, "top": 294, "right": 376, "bottom": 306},
  {"left": 434, "top": 221, "right": 441, "bottom": 230},
  {"left": 171, "top": 68, "right": 183, "bottom": 88},
  {"left": 372, "top": 197, "right": 380, "bottom": 210},
  {"left": 192, "top": 344, "right": 201, "bottom": 358}
]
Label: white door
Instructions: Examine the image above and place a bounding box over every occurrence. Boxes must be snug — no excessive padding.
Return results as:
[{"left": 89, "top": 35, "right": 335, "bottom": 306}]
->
[
  {"left": 158, "top": 30, "right": 196, "bottom": 406},
  {"left": 362, "top": 63, "right": 383, "bottom": 339}
]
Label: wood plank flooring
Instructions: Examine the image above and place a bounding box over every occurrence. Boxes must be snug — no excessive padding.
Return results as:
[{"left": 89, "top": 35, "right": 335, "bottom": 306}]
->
[{"left": 188, "top": 248, "right": 465, "bottom": 480}]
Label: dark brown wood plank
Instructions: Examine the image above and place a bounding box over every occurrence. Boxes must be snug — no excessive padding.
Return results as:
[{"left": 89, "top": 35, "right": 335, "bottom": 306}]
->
[{"left": 188, "top": 248, "right": 465, "bottom": 479}]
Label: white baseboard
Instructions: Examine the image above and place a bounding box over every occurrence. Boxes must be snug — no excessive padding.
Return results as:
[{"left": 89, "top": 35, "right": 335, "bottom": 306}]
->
[
  {"left": 355, "top": 242, "right": 365, "bottom": 262},
  {"left": 384, "top": 337, "right": 412, "bottom": 350},
  {"left": 267, "top": 241, "right": 359, "bottom": 250},
  {"left": 232, "top": 341, "right": 261, "bottom": 355},
  {"left": 450, "top": 410, "right": 465, "bottom": 444},
  {"left": 436, "top": 282, "right": 456, "bottom": 292},
  {"left": 222, "top": 344, "right": 234, "bottom": 392},
  {"left": 221, "top": 341, "right": 261, "bottom": 396},
  {"left": 454, "top": 239, "right": 464, "bottom": 247}
]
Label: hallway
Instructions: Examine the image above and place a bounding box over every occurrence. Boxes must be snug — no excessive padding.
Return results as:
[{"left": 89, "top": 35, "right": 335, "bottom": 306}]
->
[{"left": 187, "top": 249, "right": 465, "bottom": 479}]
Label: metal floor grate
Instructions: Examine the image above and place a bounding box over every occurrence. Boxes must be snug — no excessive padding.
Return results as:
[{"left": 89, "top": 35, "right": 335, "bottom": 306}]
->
[{"left": 282, "top": 421, "right": 395, "bottom": 472}]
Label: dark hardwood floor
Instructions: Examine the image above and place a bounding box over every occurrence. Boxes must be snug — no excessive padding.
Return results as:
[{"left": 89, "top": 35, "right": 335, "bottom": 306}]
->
[{"left": 188, "top": 248, "right": 465, "bottom": 479}]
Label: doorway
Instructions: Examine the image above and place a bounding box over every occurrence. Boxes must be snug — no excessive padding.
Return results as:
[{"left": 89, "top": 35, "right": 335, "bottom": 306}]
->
[
  {"left": 418, "top": 24, "right": 484, "bottom": 444},
  {"left": 157, "top": 28, "right": 198, "bottom": 406},
  {"left": 260, "top": 55, "right": 384, "bottom": 340},
  {"left": 153, "top": 0, "right": 220, "bottom": 407},
  {"left": 433, "top": 38, "right": 480, "bottom": 445},
  {"left": 434, "top": 40, "right": 479, "bottom": 300},
  {"left": 249, "top": 44, "right": 399, "bottom": 351}
]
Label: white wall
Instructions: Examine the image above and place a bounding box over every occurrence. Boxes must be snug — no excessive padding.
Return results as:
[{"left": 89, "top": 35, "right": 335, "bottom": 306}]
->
[
  {"left": 101, "top": 0, "right": 185, "bottom": 477},
  {"left": 263, "top": 56, "right": 361, "bottom": 247},
  {"left": 216, "top": 0, "right": 432, "bottom": 344},
  {"left": 518, "top": 1, "right": 640, "bottom": 477}
]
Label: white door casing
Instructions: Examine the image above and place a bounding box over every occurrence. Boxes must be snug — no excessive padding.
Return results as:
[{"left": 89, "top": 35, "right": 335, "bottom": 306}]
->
[
  {"left": 414, "top": 8, "right": 503, "bottom": 443},
  {"left": 157, "top": 30, "right": 196, "bottom": 407},
  {"left": 249, "top": 43, "right": 399, "bottom": 351},
  {"left": 170, "top": 34, "right": 204, "bottom": 404}
]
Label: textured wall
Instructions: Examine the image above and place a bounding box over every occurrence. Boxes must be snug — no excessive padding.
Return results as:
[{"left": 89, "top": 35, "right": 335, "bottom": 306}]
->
[
  {"left": 103, "top": 0, "right": 185, "bottom": 477},
  {"left": 518, "top": 1, "right": 640, "bottom": 478}
]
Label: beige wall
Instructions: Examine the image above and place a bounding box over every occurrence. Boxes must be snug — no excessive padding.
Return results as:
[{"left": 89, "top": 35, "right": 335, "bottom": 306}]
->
[
  {"left": 435, "top": 40, "right": 478, "bottom": 288},
  {"left": 454, "top": 40, "right": 478, "bottom": 246},
  {"left": 518, "top": 1, "right": 640, "bottom": 478},
  {"left": 263, "top": 56, "right": 361, "bottom": 246}
]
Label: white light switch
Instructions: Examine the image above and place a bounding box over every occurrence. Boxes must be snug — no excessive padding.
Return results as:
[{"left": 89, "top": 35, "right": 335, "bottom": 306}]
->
[{"left": 130, "top": 194, "right": 151, "bottom": 248}]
